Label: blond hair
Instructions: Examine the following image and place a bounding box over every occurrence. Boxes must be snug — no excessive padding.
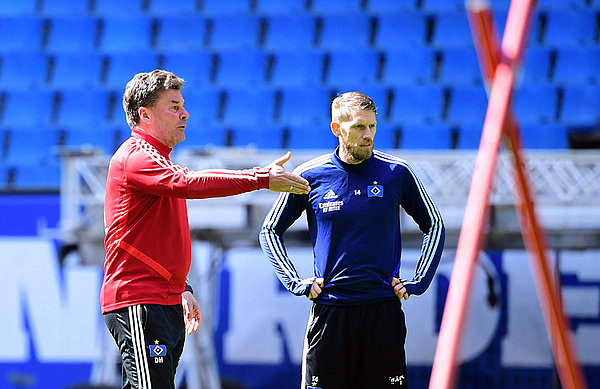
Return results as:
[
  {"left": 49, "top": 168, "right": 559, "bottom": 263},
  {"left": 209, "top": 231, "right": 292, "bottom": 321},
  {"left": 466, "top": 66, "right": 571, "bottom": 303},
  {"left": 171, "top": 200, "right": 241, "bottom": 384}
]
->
[{"left": 331, "top": 92, "right": 377, "bottom": 123}]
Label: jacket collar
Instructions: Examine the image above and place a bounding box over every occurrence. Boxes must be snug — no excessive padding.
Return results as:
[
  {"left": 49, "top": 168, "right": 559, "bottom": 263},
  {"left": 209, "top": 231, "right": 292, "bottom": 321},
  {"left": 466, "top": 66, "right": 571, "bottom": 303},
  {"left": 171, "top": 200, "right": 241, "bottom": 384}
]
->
[
  {"left": 331, "top": 147, "right": 374, "bottom": 172},
  {"left": 131, "top": 128, "right": 172, "bottom": 158}
]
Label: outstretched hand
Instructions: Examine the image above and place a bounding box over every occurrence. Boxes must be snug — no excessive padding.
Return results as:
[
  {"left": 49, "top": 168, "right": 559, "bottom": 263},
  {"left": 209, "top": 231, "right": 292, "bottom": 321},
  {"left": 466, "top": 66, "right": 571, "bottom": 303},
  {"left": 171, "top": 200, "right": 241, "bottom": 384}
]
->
[
  {"left": 266, "top": 152, "right": 311, "bottom": 194},
  {"left": 392, "top": 278, "right": 409, "bottom": 301}
]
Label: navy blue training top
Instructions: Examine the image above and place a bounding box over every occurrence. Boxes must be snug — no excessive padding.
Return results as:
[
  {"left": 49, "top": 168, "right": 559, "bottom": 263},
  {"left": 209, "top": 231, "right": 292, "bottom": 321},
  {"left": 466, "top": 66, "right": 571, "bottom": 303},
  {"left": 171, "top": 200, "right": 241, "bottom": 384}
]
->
[{"left": 260, "top": 149, "right": 445, "bottom": 306}]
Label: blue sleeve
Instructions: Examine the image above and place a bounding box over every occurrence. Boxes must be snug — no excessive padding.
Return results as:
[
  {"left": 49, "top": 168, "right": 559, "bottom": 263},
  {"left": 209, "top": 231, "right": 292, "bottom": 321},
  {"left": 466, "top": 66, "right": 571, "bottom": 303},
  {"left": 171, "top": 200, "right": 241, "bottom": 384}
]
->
[
  {"left": 259, "top": 191, "right": 314, "bottom": 297},
  {"left": 399, "top": 165, "right": 445, "bottom": 296}
]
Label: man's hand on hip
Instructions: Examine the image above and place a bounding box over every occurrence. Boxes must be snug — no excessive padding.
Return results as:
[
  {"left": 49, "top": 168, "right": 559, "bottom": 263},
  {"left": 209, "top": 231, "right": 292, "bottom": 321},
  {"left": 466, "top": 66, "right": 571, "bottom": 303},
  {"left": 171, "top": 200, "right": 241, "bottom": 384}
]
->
[{"left": 392, "top": 277, "right": 409, "bottom": 301}]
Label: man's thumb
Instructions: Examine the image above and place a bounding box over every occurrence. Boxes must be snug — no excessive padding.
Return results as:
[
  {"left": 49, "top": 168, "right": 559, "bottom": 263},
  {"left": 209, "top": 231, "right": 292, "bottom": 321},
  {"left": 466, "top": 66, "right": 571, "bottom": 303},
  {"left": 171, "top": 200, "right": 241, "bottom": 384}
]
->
[{"left": 274, "top": 151, "right": 292, "bottom": 166}]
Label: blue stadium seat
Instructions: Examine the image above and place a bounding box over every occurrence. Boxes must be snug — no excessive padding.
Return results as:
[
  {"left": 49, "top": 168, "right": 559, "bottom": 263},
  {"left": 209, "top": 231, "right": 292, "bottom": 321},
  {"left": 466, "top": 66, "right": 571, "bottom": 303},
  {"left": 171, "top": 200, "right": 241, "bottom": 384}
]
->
[
  {"left": 560, "top": 86, "right": 600, "bottom": 125},
  {"left": 0, "top": 52, "right": 48, "bottom": 88},
  {"left": 62, "top": 126, "right": 119, "bottom": 155},
  {"left": 181, "top": 88, "right": 222, "bottom": 128},
  {"left": 264, "top": 15, "right": 316, "bottom": 50},
  {"left": 156, "top": 16, "right": 207, "bottom": 51},
  {"left": 326, "top": 50, "right": 380, "bottom": 88},
  {"left": 520, "top": 47, "right": 552, "bottom": 84},
  {"left": 5, "top": 128, "right": 60, "bottom": 165},
  {"left": 520, "top": 124, "right": 568, "bottom": 149},
  {"left": 104, "top": 52, "right": 159, "bottom": 89},
  {"left": 278, "top": 87, "right": 333, "bottom": 126},
  {"left": 46, "top": 17, "right": 98, "bottom": 53},
  {"left": 400, "top": 124, "right": 452, "bottom": 149},
  {"left": 319, "top": 15, "right": 372, "bottom": 50},
  {"left": 209, "top": 15, "right": 259, "bottom": 49},
  {"left": 0, "top": 0, "right": 37, "bottom": 16},
  {"left": 51, "top": 52, "right": 103, "bottom": 89},
  {"left": 55, "top": 90, "right": 112, "bottom": 127},
  {"left": 446, "top": 85, "right": 488, "bottom": 125},
  {"left": 438, "top": 47, "right": 482, "bottom": 85},
  {"left": 287, "top": 125, "right": 339, "bottom": 149},
  {"left": 175, "top": 125, "right": 228, "bottom": 151},
  {"left": 0, "top": 164, "right": 8, "bottom": 188},
  {"left": 372, "top": 122, "right": 397, "bottom": 149},
  {"left": 537, "top": 0, "right": 588, "bottom": 11},
  {"left": 1, "top": 90, "right": 55, "bottom": 127},
  {"left": 93, "top": 0, "right": 144, "bottom": 15},
  {"left": 389, "top": 85, "right": 444, "bottom": 124},
  {"left": 270, "top": 50, "right": 324, "bottom": 87},
  {"left": 512, "top": 85, "right": 558, "bottom": 124},
  {"left": 365, "top": 0, "right": 418, "bottom": 13},
  {"left": 543, "top": 10, "right": 596, "bottom": 46},
  {"left": 553, "top": 47, "right": 600, "bottom": 84},
  {"left": 230, "top": 124, "right": 285, "bottom": 149},
  {"left": 99, "top": 16, "right": 153, "bottom": 52},
  {"left": 432, "top": 12, "right": 473, "bottom": 48},
  {"left": 12, "top": 163, "right": 61, "bottom": 190},
  {"left": 0, "top": 16, "right": 43, "bottom": 52},
  {"left": 311, "top": 0, "right": 362, "bottom": 14},
  {"left": 380, "top": 48, "right": 435, "bottom": 85},
  {"left": 421, "top": 0, "right": 465, "bottom": 12},
  {"left": 214, "top": 50, "right": 268, "bottom": 87},
  {"left": 375, "top": 13, "right": 427, "bottom": 49},
  {"left": 457, "top": 125, "right": 482, "bottom": 149},
  {"left": 222, "top": 88, "right": 276, "bottom": 126},
  {"left": 255, "top": 0, "right": 306, "bottom": 15},
  {"left": 161, "top": 51, "right": 213, "bottom": 87},
  {"left": 202, "top": 0, "right": 251, "bottom": 15},
  {"left": 41, "top": 0, "right": 89, "bottom": 15},
  {"left": 147, "top": 0, "right": 197, "bottom": 15},
  {"left": 110, "top": 105, "right": 128, "bottom": 128}
]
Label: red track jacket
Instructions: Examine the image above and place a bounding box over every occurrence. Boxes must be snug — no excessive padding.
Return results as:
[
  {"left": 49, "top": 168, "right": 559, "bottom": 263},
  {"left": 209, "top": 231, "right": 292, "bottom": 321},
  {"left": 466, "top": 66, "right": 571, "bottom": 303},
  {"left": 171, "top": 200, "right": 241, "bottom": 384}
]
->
[{"left": 101, "top": 129, "right": 269, "bottom": 313}]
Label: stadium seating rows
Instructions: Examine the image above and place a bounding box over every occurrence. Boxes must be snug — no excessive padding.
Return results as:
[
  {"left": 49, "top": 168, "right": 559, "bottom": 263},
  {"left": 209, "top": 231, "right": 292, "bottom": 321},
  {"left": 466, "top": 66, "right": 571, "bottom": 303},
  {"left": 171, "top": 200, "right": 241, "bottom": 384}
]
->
[{"left": 0, "top": 1, "right": 598, "bottom": 190}]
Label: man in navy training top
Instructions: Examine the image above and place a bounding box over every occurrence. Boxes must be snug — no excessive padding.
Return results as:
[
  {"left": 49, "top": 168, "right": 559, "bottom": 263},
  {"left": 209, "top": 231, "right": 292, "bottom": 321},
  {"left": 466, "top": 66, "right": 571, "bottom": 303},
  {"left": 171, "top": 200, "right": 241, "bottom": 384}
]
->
[{"left": 260, "top": 92, "right": 445, "bottom": 389}]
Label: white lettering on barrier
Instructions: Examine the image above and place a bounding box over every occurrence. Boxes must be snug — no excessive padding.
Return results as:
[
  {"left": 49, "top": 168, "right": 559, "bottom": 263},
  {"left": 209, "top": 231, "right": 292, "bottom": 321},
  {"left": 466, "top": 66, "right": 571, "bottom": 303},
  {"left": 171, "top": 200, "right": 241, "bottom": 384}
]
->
[
  {"left": 559, "top": 250, "right": 600, "bottom": 364},
  {"left": 502, "top": 250, "right": 553, "bottom": 366},
  {"left": 403, "top": 249, "right": 500, "bottom": 364},
  {"left": 0, "top": 237, "right": 101, "bottom": 362},
  {"left": 223, "top": 247, "right": 312, "bottom": 364}
]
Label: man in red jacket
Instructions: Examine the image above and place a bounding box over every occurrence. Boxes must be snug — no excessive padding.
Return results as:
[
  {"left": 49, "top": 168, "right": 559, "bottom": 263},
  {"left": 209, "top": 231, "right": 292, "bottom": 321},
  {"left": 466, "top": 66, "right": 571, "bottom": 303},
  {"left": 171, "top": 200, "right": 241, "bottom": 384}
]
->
[{"left": 102, "top": 69, "right": 310, "bottom": 389}]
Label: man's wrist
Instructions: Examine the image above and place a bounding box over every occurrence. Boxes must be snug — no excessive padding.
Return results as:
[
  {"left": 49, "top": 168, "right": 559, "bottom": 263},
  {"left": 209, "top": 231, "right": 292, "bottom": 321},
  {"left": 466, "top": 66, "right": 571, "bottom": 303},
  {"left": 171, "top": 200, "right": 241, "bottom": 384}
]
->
[
  {"left": 253, "top": 167, "right": 270, "bottom": 189},
  {"left": 184, "top": 283, "right": 194, "bottom": 294}
]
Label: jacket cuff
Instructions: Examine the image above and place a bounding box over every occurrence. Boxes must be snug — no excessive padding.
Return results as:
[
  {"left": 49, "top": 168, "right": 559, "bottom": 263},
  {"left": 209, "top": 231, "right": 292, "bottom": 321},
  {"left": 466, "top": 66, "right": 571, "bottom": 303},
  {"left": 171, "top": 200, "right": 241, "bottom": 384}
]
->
[{"left": 253, "top": 167, "right": 270, "bottom": 189}]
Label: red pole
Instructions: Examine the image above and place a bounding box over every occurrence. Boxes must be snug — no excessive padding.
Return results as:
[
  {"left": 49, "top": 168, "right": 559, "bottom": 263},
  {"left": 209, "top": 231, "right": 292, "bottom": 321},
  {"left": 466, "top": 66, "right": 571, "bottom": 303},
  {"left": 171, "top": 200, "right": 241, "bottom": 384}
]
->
[
  {"left": 504, "top": 124, "right": 588, "bottom": 389},
  {"left": 428, "top": 61, "right": 514, "bottom": 389},
  {"left": 467, "top": 2, "right": 587, "bottom": 388}
]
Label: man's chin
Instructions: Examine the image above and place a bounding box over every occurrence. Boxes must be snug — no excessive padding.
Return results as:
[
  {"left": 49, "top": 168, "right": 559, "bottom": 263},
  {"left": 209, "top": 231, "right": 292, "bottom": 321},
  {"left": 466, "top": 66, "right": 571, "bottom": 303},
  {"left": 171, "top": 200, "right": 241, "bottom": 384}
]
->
[{"left": 351, "top": 147, "right": 373, "bottom": 161}]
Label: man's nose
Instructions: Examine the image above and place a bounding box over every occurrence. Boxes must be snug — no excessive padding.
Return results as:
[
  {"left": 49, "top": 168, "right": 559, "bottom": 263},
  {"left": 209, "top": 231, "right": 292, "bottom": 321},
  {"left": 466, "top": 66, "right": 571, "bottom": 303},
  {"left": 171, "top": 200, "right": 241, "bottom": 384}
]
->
[{"left": 181, "top": 106, "right": 189, "bottom": 120}]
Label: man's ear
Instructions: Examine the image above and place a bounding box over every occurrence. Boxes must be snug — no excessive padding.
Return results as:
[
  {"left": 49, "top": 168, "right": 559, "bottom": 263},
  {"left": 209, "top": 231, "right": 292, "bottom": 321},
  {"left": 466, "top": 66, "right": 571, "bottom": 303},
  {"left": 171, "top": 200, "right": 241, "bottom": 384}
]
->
[
  {"left": 331, "top": 122, "right": 340, "bottom": 137},
  {"left": 139, "top": 107, "right": 152, "bottom": 124}
]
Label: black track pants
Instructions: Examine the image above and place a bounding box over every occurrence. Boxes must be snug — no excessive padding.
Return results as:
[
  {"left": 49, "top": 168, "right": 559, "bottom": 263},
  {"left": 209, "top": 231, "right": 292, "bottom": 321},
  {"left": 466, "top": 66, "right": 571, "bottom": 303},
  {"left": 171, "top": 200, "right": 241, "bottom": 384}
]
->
[{"left": 104, "top": 304, "right": 186, "bottom": 389}]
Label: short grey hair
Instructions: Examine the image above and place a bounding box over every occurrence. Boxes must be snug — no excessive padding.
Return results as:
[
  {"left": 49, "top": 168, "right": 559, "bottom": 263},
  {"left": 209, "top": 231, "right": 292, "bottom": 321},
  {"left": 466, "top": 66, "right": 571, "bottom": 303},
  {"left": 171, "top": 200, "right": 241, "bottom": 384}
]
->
[{"left": 122, "top": 69, "right": 185, "bottom": 128}]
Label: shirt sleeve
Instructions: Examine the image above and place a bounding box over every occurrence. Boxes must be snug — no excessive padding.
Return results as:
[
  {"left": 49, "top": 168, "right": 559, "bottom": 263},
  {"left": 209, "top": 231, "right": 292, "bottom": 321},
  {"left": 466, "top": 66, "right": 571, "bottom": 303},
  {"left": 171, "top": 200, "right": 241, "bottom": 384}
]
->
[
  {"left": 124, "top": 149, "right": 270, "bottom": 199},
  {"left": 399, "top": 164, "right": 445, "bottom": 296},
  {"left": 259, "top": 191, "right": 314, "bottom": 296}
]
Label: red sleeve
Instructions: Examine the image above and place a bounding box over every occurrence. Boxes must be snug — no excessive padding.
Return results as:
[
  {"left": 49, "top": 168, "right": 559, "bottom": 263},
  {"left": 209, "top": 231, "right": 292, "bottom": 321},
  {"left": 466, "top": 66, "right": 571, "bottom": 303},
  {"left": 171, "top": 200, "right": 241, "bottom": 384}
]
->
[{"left": 124, "top": 148, "right": 269, "bottom": 199}]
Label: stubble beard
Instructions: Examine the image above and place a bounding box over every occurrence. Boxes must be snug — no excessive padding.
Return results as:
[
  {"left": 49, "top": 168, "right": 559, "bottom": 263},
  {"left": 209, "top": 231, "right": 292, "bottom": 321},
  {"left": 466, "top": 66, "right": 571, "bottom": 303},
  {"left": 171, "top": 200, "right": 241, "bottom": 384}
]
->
[{"left": 341, "top": 142, "right": 373, "bottom": 164}]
